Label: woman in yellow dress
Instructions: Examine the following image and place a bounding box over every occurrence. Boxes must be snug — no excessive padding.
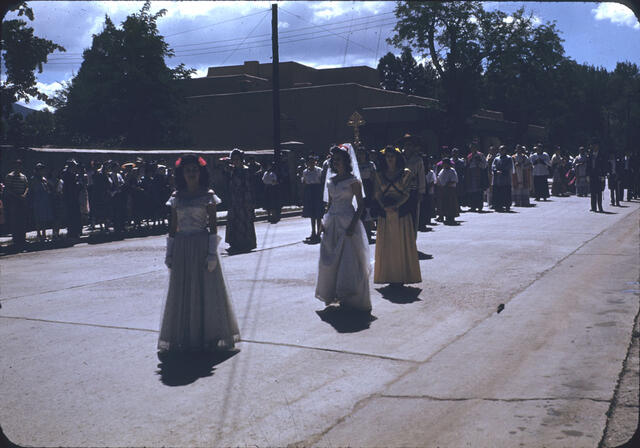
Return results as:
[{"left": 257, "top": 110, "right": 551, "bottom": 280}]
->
[{"left": 373, "top": 146, "right": 422, "bottom": 287}]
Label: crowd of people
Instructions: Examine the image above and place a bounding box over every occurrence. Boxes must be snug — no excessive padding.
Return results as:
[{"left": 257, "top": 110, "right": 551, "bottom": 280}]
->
[
  {"left": 1, "top": 139, "right": 638, "bottom": 254},
  {"left": 0, "top": 152, "right": 293, "bottom": 250},
  {"left": 2, "top": 138, "right": 638, "bottom": 357}
]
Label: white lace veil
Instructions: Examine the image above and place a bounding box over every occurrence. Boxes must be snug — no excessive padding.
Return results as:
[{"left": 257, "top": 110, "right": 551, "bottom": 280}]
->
[{"left": 323, "top": 143, "right": 365, "bottom": 209}]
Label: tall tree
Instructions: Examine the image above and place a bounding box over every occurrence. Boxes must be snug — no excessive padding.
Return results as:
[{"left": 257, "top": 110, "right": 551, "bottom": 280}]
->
[
  {"left": 479, "top": 7, "right": 565, "bottom": 140},
  {"left": 1, "top": 1, "right": 64, "bottom": 135},
  {"left": 389, "top": 1, "right": 484, "bottom": 144},
  {"left": 57, "top": 1, "right": 194, "bottom": 147},
  {"left": 377, "top": 47, "right": 439, "bottom": 98},
  {"left": 607, "top": 61, "right": 640, "bottom": 153}
]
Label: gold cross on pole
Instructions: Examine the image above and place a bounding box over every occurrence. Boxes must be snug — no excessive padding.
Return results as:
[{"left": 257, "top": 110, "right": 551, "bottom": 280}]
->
[{"left": 347, "top": 111, "right": 366, "bottom": 144}]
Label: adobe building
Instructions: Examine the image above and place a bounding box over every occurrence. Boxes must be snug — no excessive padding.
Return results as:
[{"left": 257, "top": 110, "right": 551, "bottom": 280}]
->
[{"left": 177, "top": 60, "right": 546, "bottom": 155}]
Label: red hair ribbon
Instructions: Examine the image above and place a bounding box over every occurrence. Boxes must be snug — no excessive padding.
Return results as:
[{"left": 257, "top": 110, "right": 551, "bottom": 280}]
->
[
  {"left": 198, "top": 156, "right": 207, "bottom": 167},
  {"left": 175, "top": 157, "right": 182, "bottom": 167}
]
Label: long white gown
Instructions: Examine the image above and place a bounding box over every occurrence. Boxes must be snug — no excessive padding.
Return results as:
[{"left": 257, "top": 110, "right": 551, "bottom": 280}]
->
[{"left": 315, "top": 176, "right": 371, "bottom": 311}]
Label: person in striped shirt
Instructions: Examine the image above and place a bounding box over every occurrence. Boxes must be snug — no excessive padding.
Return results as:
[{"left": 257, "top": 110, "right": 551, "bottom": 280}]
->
[{"left": 3, "top": 159, "right": 30, "bottom": 247}]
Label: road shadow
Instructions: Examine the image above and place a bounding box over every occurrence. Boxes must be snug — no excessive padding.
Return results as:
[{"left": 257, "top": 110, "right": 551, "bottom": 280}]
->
[
  {"left": 0, "top": 424, "right": 25, "bottom": 448},
  {"left": 376, "top": 285, "right": 422, "bottom": 304},
  {"left": 316, "top": 306, "right": 377, "bottom": 333},
  {"left": 156, "top": 350, "right": 239, "bottom": 386},
  {"left": 443, "top": 220, "right": 463, "bottom": 226},
  {"left": 597, "top": 210, "right": 618, "bottom": 215},
  {"left": 418, "top": 251, "right": 433, "bottom": 260}
]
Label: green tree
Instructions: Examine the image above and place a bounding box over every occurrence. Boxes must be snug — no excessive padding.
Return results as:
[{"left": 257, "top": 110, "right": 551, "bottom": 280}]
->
[
  {"left": 479, "top": 8, "right": 565, "bottom": 140},
  {"left": 57, "top": 1, "right": 195, "bottom": 147},
  {"left": 377, "top": 48, "right": 439, "bottom": 97},
  {"left": 389, "top": 1, "right": 484, "bottom": 144},
  {"left": 607, "top": 61, "right": 640, "bottom": 154},
  {"left": 1, "top": 2, "right": 65, "bottom": 120},
  {"left": 24, "top": 108, "right": 56, "bottom": 146}
]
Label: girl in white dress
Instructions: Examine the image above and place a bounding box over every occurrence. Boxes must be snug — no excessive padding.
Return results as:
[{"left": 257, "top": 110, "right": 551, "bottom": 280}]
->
[
  {"left": 159, "top": 155, "right": 240, "bottom": 356},
  {"left": 315, "top": 144, "right": 371, "bottom": 312}
]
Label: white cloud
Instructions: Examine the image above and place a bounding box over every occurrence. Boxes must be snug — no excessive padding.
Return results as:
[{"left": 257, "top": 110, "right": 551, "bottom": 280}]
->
[
  {"left": 310, "top": 1, "right": 390, "bottom": 22},
  {"left": 592, "top": 3, "right": 640, "bottom": 30},
  {"left": 278, "top": 21, "right": 290, "bottom": 29},
  {"left": 190, "top": 67, "right": 209, "bottom": 79},
  {"left": 36, "top": 80, "right": 66, "bottom": 96}
]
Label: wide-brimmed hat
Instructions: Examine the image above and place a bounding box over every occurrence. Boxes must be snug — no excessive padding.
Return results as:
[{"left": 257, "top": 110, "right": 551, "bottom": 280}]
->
[{"left": 121, "top": 162, "right": 136, "bottom": 170}]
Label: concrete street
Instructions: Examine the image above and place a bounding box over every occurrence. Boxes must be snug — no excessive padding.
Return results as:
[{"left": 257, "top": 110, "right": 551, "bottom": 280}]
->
[{"left": 1, "top": 192, "right": 638, "bottom": 447}]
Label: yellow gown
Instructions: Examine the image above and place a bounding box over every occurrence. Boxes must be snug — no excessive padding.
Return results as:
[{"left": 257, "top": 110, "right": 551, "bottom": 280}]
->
[{"left": 373, "top": 169, "right": 422, "bottom": 284}]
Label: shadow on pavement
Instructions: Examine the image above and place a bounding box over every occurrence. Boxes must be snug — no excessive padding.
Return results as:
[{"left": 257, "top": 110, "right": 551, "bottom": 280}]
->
[
  {"left": 316, "top": 306, "right": 376, "bottom": 333},
  {"left": 0, "top": 424, "right": 25, "bottom": 448},
  {"left": 376, "top": 285, "right": 422, "bottom": 304},
  {"left": 418, "top": 251, "right": 433, "bottom": 260},
  {"left": 156, "top": 350, "right": 239, "bottom": 386}
]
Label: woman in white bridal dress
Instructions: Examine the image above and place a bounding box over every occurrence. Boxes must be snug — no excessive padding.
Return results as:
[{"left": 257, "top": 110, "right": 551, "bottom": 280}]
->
[
  {"left": 315, "top": 144, "right": 371, "bottom": 313},
  {"left": 159, "top": 154, "right": 240, "bottom": 356}
]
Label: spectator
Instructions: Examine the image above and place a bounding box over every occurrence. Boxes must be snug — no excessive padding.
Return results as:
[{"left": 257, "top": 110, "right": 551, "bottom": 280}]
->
[
  {"left": 262, "top": 161, "right": 281, "bottom": 224},
  {"left": 4, "top": 159, "right": 30, "bottom": 247},
  {"left": 225, "top": 149, "right": 257, "bottom": 254},
  {"left": 30, "top": 162, "right": 53, "bottom": 242}
]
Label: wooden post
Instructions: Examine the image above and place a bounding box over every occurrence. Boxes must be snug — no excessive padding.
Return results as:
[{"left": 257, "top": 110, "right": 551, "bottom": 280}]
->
[{"left": 272, "top": 3, "right": 281, "bottom": 166}]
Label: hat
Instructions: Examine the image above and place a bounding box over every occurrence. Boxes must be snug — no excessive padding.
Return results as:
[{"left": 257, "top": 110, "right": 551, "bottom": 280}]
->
[
  {"left": 121, "top": 162, "right": 136, "bottom": 170},
  {"left": 398, "top": 133, "right": 422, "bottom": 146},
  {"left": 230, "top": 148, "right": 244, "bottom": 159},
  {"left": 66, "top": 158, "right": 78, "bottom": 166},
  {"left": 35, "top": 162, "right": 46, "bottom": 169}
]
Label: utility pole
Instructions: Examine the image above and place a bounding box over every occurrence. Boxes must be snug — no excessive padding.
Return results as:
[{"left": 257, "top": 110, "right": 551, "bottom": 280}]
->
[{"left": 272, "top": 3, "right": 281, "bottom": 166}]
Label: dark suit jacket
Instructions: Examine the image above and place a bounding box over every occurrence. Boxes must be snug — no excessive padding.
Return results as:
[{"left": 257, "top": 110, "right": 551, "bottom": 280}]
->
[{"left": 586, "top": 152, "right": 607, "bottom": 188}]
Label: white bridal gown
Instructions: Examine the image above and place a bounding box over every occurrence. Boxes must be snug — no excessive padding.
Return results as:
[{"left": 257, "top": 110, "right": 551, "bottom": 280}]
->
[{"left": 315, "top": 175, "right": 371, "bottom": 311}]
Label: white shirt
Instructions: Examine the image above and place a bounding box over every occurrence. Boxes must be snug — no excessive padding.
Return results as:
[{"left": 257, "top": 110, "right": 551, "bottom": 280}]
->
[
  {"left": 262, "top": 171, "right": 278, "bottom": 185},
  {"left": 437, "top": 167, "right": 458, "bottom": 186},
  {"left": 426, "top": 170, "right": 436, "bottom": 194},
  {"left": 530, "top": 152, "right": 551, "bottom": 176},
  {"left": 301, "top": 166, "right": 323, "bottom": 184}
]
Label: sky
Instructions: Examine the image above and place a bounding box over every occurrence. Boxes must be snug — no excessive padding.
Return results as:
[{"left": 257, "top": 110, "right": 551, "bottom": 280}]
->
[{"left": 4, "top": 1, "right": 639, "bottom": 111}]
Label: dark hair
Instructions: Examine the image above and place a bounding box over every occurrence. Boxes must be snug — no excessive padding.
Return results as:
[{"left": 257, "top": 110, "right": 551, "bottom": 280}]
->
[
  {"left": 174, "top": 154, "right": 210, "bottom": 191},
  {"left": 377, "top": 146, "right": 406, "bottom": 172},
  {"left": 329, "top": 146, "right": 353, "bottom": 174}
]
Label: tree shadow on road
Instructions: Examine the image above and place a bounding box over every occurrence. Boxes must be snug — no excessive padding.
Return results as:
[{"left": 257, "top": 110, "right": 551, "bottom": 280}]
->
[
  {"left": 376, "top": 285, "right": 422, "bottom": 304},
  {"left": 156, "top": 350, "right": 239, "bottom": 386},
  {"left": 316, "top": 306, "right": 377, "bottom": 333}
]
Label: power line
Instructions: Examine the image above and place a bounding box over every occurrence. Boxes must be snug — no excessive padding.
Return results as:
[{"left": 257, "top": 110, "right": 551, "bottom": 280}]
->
[
  {"left": 45, "top": 18, "right": 398, "bottom": 63},
  {"left": 278, "top": 6, "right": 377, "bottom": 54},
  {"left": 221, "top": 9, "right": 270, "bottom": 65},
  {"left": 164, "top": 8, "right": 270, "bottom": 37},
  {"left": 49, "top": 14, "right": 396, "bottom": 59},
  {"left": 170, "top": 10, "right": 395, "bottom": 49}
]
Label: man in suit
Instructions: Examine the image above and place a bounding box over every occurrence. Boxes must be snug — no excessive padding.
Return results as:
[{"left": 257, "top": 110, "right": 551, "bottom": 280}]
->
[{"left": 587, "top": 140, "right": 607, "bottom": 212}]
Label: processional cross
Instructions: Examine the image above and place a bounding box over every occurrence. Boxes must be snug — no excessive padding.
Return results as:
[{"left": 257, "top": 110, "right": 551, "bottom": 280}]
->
[{"left": 347, "top": 111, "right": 366, "bottom": 144}]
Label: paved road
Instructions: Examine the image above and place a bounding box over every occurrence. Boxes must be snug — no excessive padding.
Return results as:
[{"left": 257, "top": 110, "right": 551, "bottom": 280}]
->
[{"left": 1, "top": 193, "right": 638, "bottom": 447}]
